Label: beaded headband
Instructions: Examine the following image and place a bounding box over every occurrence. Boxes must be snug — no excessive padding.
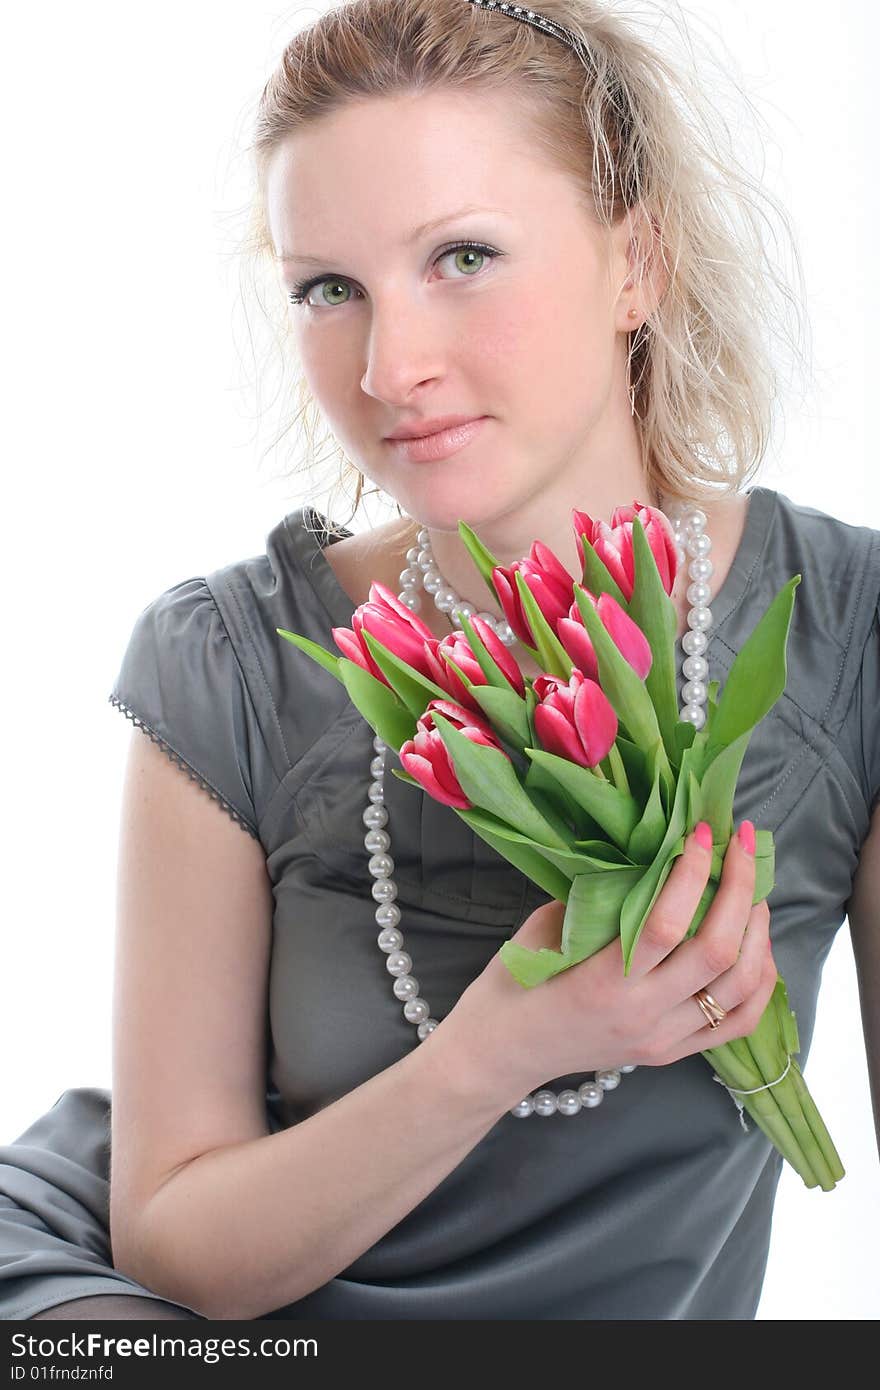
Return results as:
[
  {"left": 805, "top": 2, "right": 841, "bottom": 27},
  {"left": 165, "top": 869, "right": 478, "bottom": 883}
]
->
[{"left": 462, "top": 0, "right": 595, "bottom": 71}]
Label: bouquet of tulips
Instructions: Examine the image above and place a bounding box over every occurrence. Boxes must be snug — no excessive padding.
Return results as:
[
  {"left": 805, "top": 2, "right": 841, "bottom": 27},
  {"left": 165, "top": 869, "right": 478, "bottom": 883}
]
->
[{"left": 276, "top": 500, "right": 845, "bottom": 1191}]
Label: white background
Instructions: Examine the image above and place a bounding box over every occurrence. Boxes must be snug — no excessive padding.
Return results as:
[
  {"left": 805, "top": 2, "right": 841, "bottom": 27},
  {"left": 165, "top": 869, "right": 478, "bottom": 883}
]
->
[{"left": 1, "top": 1, "right": 877, "bottom": 1319}]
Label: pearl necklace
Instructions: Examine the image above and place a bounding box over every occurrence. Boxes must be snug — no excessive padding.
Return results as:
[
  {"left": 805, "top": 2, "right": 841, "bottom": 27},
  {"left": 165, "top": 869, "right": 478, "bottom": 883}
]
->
[{"left": 361, "top": 502, "right": 715, "bottom": 1117}]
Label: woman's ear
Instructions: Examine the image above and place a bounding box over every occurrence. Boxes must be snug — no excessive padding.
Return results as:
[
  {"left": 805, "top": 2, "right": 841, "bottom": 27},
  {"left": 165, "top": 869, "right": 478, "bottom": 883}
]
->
[{"left": 614, "top": 204, "right": 669, "bottom": 327}]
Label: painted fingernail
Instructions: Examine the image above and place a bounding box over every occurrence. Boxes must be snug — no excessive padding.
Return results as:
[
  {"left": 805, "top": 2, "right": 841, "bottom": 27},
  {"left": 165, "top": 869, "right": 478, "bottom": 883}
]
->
[
  {"left": 694, "top": 821, "right": 713, "bottom": 851},
  {"left": 738, "top": 820, "right": 756, "bottom": 855}
]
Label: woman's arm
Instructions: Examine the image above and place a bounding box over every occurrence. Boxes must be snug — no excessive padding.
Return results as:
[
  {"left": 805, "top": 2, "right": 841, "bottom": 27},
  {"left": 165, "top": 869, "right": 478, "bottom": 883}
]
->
[
  {"left": 109, "top": 732, "right": 511, "bottom": 1322},
  {"left": 845, "top": 800, "right": 880, "bottom": 1161}
]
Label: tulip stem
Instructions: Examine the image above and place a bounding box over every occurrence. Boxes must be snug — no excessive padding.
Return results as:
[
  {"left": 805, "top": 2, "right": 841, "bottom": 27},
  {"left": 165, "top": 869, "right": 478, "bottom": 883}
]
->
[{"left": 606, "top": 742, "right": 630, "bottom": 796}]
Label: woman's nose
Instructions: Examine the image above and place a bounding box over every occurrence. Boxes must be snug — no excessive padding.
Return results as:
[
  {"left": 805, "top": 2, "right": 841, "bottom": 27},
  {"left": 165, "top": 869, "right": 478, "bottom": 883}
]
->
[{"left": 360, "top": 303, "right": 449, "bottom": 402}]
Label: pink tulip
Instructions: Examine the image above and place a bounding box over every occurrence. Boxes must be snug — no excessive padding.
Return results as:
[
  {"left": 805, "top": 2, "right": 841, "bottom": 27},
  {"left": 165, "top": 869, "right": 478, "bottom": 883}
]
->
[
  {"left": 436, "top": 616, "right": 527, "bottom": 700},
  {"left": 556, "top": 590, "right": 653, "bottom": 681},
  {"left": 572, "top": 499, "right": 678, "bottom": 600},
  {"left": 399, "top": 699, "right": 509, "bottom": 809},
  {"left": 493, "top": 540, "right": 576, "bottom": 647},
  {"left": 533, "top": 668, "right": 618, "bottom": 769},
  {"left": 332, "top": 579, "right": 437, "bottom": 688}
]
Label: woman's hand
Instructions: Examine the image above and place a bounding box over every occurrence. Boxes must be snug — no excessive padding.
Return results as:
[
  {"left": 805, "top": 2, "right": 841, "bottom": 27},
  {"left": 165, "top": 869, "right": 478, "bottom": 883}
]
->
[{"left": 441, "top": 822, "right": 777, "bottom": 1107}]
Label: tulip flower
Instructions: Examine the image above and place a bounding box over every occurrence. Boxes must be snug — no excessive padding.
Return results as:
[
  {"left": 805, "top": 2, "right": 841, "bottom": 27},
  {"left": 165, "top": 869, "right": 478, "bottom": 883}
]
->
[
  {"left": 493, "top": 540, "right": 575, "bottom": 646},
  {"left": 399, "top": 699, "right": 509, "bottom": 808},
  {"left": 533, "top": 668, "right": 618, "bottom": 769},
  {"left": 332, "top": 579, "right": 437, "bottom": 688},
  {"left": 572, "top": 499, "right": 679, "bottom": 599},
  {"left": 435, "top": 616, "right": 527, "bottom": 701},
  {"left": 557, "top": 591, "right": 653, "bottom": 681}
]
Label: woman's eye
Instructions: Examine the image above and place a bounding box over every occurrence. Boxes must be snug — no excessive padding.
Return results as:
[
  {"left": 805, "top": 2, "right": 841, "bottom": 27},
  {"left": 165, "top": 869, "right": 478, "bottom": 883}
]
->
[{"left": 287, "top": 241, "right": 501, "bottom": 309}]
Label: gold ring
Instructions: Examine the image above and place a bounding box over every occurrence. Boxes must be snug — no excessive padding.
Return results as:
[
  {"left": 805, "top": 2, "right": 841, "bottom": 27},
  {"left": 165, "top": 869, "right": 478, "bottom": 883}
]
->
[{"left": 693, "top": 988, "right": 727, "bottom": 1030}]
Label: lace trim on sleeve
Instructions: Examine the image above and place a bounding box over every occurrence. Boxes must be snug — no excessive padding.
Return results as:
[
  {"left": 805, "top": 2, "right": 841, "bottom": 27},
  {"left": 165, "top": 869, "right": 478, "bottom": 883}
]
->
[{"left": 108, "top": 693, "right": 260, "bottom": 842}]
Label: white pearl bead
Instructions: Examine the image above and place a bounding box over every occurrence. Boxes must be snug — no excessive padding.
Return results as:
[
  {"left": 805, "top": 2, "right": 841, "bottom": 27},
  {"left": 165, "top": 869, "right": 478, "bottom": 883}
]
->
[
  {"left": 578, "top": 1082, "right": 604, "bottom": 1107},
  {"left": 476, "top": 610, "right": 498, "bottom": 629},
  {"left": 686, "top": 581, "right": 711, "bottom": 607},
  {"left": 681, "top": 629, "right": 708, "bottom": 656},
  {"left": 682, "top": 701, "right": 707, "bottom": 729},
  {"left": 417, "top": 547, "right": 434, "bottom": 569},
  {"left": 398, "top": 591, "right": 421, "bottom": 612},
  {"left": 682, "top": 654, "right": 708, "bottom": 681},
  {"left": 365, "top": 828, "right": 390, "bottom": 852},
  {"left": 367, "top": 780, "right": 385, "bottom": 804},
  {"left": 597, "top": 1069, "right": 622, "bottom": 1091},
  {"left": 533, "top": 1089, "right": 559, "bottom": 1116},
  {"left": 495, "top": 619, "right": 515, "bottom": 645},
  {"left": 404, "top": 997, "right": 430, "bottom": 1024},
  {"left": 511, "top": 1097, "right": 536, "bottom": 1118},
  {"left": 393, "top": 974, "right": 419, "bottom": 1000},
  {"left": 416, "top": 528, "right": 431, "bottom": 547},
  {"left": 434, "top": 587, "right": 458, "bottom": 612},
  {"left": 386, "top": 950, "right": 412, "bottom": 976},
  {"left": 370, "top": 756, "right": 386, "bottom": 779},
  {"left": 619, "top": 1064, "right": 638, "bottom": 1073},
  {"left": 368, "top": 852, "right": 394, "bottom": 877},
  {"left": 374, "top": 901, "right": 400, "bottom": 927},
  {"left": 687, "top": 605, "right": 713, "bottom": 632},
  {"left": 406, "top": 546, "right": 421, "bottom": 565},
  {"left": 418, "top": 1019, "right": 439, "bottom": 1040},
  {"left": 689, "top": 556, "right": 714, "bottom": 582},
  {"left": 686, "top": 532, "right": 712, "bottom": 559},
  {"left": 451, "top": 602, "right": 477, "bottom": 623},
  {"left": 377, "top": 927, "right": 403, "bottom": 952},
  {"left": 399, "top": 567, "right": 420, "bottom": 589},
  {"left": 363, "top": 804, "right": 388, "bottom": 827},
  {"left": 372, "top": 735, "right": 386, "bottom": 753},
  {"left": 684, "top": 508, "right": 707, "bottom": 533},
  {"left": 422, "top": 569, "right": 442, "bottom": 593},
  {"left": 371, "top": 878, "right": 398, "bottom": 903},
  {"left": 681, "top": 679, "right": 707, "bottom": 705},
  {"left": 557, "top": 1089, "right": 582, "bottom": 1115}
]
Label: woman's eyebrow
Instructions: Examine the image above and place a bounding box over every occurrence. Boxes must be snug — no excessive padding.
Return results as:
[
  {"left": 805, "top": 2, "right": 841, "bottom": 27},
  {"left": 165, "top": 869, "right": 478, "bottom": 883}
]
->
[{"left": 276, "top": 204, "right": 507, "bottom": 264}]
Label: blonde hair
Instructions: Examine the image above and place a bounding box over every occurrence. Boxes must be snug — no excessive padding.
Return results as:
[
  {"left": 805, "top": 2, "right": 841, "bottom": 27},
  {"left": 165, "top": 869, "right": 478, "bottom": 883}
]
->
[{"left": 236, "top": 0, "right": 812, "bottom": 537}]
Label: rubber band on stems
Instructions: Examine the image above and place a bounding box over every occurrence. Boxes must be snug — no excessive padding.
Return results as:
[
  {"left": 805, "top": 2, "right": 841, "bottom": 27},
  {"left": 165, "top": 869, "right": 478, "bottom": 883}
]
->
[{"left": 711, "top": 1054, "right": 793, "bottom": 1133}]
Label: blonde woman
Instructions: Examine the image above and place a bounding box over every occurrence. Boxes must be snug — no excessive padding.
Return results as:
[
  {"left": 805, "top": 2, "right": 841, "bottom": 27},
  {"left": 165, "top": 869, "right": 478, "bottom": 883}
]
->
[{"left": 2, "top": 0, "right": 877, "bottom": 1322}]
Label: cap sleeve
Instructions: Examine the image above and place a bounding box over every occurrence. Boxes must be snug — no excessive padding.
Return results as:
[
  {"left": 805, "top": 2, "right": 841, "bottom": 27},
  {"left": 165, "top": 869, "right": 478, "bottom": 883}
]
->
[{"left": 108, "top": 577, "right": 260, "bottom": 841}]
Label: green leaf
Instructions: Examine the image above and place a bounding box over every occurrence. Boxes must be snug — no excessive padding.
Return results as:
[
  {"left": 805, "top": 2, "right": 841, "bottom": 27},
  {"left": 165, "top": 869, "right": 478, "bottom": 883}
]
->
[
  {"left": 514, "top": 570, "right": 573, "bottom": 679},
  {"left": 276, "top": 628, "right": 343, "bottom": 684},
  {"left": 705, "top": 575, "right": 801, "bottom": 756},
  {"left": 626, "top": 741, "right": 667, "bottom": 863},
  {"left": 468, "top": 683, "right": 532, "bottom": 749},
  {"left": 560, "top": 865, "right": 644, "bottom": 958},
  {"left": 428, "top": 711, "right": 573, "bottom": 850},
  {"left": 524, "top": 752, "right": 601, "bottom": 839},
  {"left": 572, "top": 583, "right": 666, "bottom": 760},
  {"left": 457, "top": 519, "right": 504, "bottom": 605},
  {"left": 360, "top": 630, "right": 448, "bottom": 720},
  {"left": 522, "top": 747, "right": 639, "bottom": 851},
  {"left": 499, "top": 940, "right": 578, "bottom": 987},
  {"left": 696, "top": 729, "right": 751, "bottom": 842},
  {"left": 336, "top": 659, "right": 416, "bottom": 752},
  {"left": 626, "top": 516, "right": 681, "bottom": 765},
  {"left": 452, "top": 806, "right": 574, "bottom": 902}
]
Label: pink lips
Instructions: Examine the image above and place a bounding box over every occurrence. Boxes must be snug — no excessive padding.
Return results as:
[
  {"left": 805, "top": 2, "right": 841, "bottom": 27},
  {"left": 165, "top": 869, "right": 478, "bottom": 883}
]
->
[{"left": 385, "top": 416, "right": 489, "bottom": 462}]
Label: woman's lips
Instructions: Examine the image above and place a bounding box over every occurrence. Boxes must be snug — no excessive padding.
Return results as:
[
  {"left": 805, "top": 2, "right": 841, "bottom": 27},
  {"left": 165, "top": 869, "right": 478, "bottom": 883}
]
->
[{"left": 384, "top": 416, "right": 489, "bottom": 462}]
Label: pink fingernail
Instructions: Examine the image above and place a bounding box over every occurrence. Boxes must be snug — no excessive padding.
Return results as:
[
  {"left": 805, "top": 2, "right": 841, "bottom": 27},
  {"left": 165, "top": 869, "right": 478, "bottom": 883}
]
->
[
  {"left": 694, "top": 821, "right": 713, "bottom": 851},
  {"left": 738, "top": 820, "right": 756, "bottom": 855}
]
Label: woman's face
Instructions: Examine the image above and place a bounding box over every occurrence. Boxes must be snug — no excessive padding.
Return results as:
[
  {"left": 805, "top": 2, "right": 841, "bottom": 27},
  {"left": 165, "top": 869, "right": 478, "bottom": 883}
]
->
[{"left": 267, "top": 86, "right": 642, "bottom": 536}]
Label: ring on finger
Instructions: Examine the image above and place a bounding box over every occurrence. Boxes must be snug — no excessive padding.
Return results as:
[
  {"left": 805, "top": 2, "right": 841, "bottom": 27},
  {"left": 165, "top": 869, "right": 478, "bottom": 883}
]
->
[{"left": 693, "top": 987, "right": 727, "bottom": 1029}]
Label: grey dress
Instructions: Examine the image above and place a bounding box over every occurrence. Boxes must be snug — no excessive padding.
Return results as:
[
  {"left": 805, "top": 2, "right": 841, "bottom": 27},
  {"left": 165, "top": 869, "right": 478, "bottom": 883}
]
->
[{"left": 2, "top": 484, "right": 879, "bottom": 1321}]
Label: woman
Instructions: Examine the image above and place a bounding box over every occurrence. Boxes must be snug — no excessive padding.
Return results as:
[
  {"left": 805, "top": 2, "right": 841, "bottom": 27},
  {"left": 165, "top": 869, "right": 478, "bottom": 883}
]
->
[{"left": 2, "top": 0, "right": 878, "bottom": 1321}]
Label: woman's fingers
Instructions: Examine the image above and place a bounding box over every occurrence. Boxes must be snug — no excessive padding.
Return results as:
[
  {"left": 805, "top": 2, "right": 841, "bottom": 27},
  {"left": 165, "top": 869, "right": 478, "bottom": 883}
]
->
[
  {"left": 652, "top": 822, "right": 760, "bottom": 1005},
  {"left": 626, "top": 823, "right": 715, "bottom": 980},
  {"left": 646, "top": 944, "right": 779, "bottom": 1066},
  {"left": 652, "top": 896, "right": 773, "bottom": 1051}
]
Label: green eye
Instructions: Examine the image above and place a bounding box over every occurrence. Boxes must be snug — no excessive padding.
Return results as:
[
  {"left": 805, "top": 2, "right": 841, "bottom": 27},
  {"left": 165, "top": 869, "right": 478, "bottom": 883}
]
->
[{"left": 288, "top": 240, "right": 502, "bottom": 308}]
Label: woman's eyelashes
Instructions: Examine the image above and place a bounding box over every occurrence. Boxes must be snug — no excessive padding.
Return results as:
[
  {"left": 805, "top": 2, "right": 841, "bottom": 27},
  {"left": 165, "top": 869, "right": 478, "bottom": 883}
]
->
[{"left": 287, "top": 241, "right": 504, "bottom": 308}]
